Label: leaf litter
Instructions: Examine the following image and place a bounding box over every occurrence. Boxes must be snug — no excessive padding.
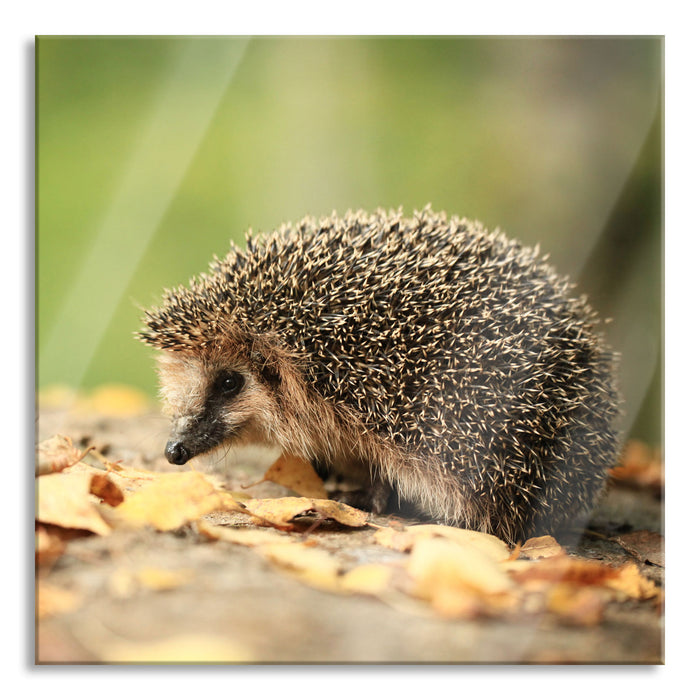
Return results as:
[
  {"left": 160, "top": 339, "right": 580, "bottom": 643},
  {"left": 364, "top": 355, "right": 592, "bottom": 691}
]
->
[{"left": 35, "top": 433, "right": 663, "bottom": 649}]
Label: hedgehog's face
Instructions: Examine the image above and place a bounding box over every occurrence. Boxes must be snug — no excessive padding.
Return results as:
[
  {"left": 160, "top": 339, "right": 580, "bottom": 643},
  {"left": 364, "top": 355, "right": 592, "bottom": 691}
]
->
[{"left": 157, "top": 351, "right": 280, "bottom": 465}]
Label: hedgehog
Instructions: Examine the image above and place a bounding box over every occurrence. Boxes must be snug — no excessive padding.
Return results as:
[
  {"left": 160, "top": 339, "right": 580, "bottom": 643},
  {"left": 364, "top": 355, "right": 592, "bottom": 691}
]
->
[{"left": 139, "top": 206, "right": 620, "bottom": 543}]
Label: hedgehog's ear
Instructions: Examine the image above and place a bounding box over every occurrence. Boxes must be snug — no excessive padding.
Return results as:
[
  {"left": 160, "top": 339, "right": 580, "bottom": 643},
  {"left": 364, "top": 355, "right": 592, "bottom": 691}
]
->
[{"left": 250, "top": 349, "right": 282, "bottom": 387}]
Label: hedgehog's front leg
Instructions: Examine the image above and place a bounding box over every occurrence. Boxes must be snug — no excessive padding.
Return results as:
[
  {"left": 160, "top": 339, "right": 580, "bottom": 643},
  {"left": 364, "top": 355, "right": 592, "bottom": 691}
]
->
[{"left": 311, "top": 458, "right": 393, "bottom": 514}]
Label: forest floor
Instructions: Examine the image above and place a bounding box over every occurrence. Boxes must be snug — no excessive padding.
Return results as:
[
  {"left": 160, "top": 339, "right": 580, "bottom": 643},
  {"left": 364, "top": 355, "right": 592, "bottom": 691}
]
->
[{"left": 35, "top": 392, "right": 664, "bottom": 665}]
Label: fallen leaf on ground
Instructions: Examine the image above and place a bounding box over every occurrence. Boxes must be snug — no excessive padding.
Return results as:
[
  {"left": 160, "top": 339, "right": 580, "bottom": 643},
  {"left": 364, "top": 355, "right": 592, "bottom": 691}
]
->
[
  {"left": 520, "top": 535, "right": 565, "bottom": 559},
  {"left": 259, "top": 541, "right": 341, "bottom": 590},
  {"left": 89, "top": 472, "right": 125, "bottom": 506},
  {"left": 259, "top": 455, "right": 328, "bottom": 498},
  {"left": 197, "top": 520, "right": 294, "bottom": 546},
  {"left": 340, "top": 564, "right": 396, "bottom": 596},
  {"left": 406, "top": 535, "right": 517, "bottom": 618},
  {"left": 374, "top": 523, "right": 511, "bottom": 562},
  {"left": 408, "top": 536, "right": 514, "bottom": 596},
  {"left": 36, "top": 471, "right": 113, "bottom": 535},
  {"left": 243, "top": 496, "right": 369, "bottom": 529},
  {"left": 35, "top": 434, "right": 88, "bottom": 475},
  {"left": 98, "top": 634, "right": 254, "bottom": 663},
  {"left": 36, "top": 581, "right": 82, "bottom": 619},
  {"left": 604, "top": 562, "right": 661, "bottom": 600},
  {"left": 613, "top": 530, "right": 664, "bottom": 567},
  {"left": 504, "top": 554, "right": 659, "bottom": 601},
  {"left": 110, "top": 471, "right": 237, "bottom": 531},
  {"left": 546, "top": 584, "right": 605, "bottom": 626},
  {"left": 609, "top": 440, "right": 663, "bottom": 492}
]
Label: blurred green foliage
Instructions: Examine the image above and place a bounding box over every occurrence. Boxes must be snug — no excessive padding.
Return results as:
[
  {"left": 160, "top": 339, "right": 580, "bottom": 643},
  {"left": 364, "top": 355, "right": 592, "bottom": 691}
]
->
[{"left": 36, "top": 36, "right": 662, "bottom": 442}]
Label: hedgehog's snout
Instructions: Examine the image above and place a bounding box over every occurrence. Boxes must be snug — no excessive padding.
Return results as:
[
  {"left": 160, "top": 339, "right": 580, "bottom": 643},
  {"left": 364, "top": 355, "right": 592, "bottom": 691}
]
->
[{"left": 165, "top": 439, "right": 191, "bottom": 465}]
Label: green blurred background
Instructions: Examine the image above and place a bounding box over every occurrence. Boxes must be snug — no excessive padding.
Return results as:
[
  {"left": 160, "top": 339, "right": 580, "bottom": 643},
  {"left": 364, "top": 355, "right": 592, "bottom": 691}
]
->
[{"left": 36, "top": 36, "right": 663, "bottom": 444}]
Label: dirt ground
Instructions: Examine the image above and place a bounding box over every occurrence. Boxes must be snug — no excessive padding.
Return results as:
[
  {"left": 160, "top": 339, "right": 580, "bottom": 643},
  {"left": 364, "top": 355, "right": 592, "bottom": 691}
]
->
[{"left": 35, "top": 405, "right": 664, "bottom": 665}]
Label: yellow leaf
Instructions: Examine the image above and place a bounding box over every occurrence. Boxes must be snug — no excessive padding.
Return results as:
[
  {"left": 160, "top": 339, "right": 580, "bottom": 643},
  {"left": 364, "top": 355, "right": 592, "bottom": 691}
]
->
[
  {"left": 263, "top": 455, "right": 328, "bottom": 498},
  {"left": 197, "top": 520, "right": 292, "bottom": 546},
  {"left": 373, "top": 526, "right": 417, "bottom": 552},
  {"left": 605, "top": 562, "right": 660, "bottom": 600},
  {"left": 546, "top": 583, "right": 605, "bottom": 626},
  {"left": 112, "top": 471, "right": 231, "bottom": 531},
  {"left": 36, "top": 471, "right": 112, "bottom": 535},
  {"left": 243, "top": 496, "right": 369, "bottom": 529},
  {"left": 340, "top": 564, "right": 395, "bottom": 595},
  {"left": 259, "top": 541, "right": 341, "bottom": 590},
  {"left": 374, "top": 523, "right": 511, "bottom": 562},
  {"left": 408, "top": 537, "right": 514, "bottom": 598}
]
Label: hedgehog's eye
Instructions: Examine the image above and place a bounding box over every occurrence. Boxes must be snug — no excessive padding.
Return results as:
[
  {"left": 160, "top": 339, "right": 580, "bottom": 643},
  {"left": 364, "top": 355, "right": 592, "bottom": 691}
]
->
[{"left": 217, "top": 371, "right": 245, "bottom": 397}]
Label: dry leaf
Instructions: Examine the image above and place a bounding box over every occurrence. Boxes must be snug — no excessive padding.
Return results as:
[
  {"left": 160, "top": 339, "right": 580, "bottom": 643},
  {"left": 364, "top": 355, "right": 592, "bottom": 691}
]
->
[
  {"left": 373, "top": 526, "right": 417, "bottom": 552},
  {"left": 89, "top": 473, "right": 125, "bottom": 507},
  {"left": 505, "top": 554, "right": 659, "bottom": 601},
  {"left": 35, "top": 434, "right": 85, "bottom": 475},
  {"left": 36, "top": 471, "right": 112, "bottom": 535},
  {"left": 36, "top": 581, "right": 81, "bottom": 619},
  {"left": 99, "top": 634, "right": 254, "bottom": 663},
  {"left": 613, "top": 530, "right": 664, "bottom": 567},
  {"left": 197, "top": 520, "right": 293, "bottom": 546},
  {"left": 408, "top": 537, "right": 514, "bottom": 598},
  {"left": 609, "top": 440, "right": 663, "bottom": 491},
  {"left": 111, "top": 471, "right": 233, "bottom": 531},
  {"left": 521, "top": 535, "right": 565, "bottom": 559},
  {"left": 374, "top": 523, "right": 510, "bottom": 562},
  {"left": 605, "top": 562, "right": 660, "bottom": 600},
  {"left": 262, "top": 455, "right": 328, "bottom": 498},
  {"left": 243, "top": 496, "right": 369, "bottom": 529},
  {"left": 259, "top": 541, "right": 341, "bottom": 590},
  {"left": 340, "top": 564, "right": 395, "bottom": 596},
  {"left": 546, "top": 584, "right": 605, "bottom": 626}
]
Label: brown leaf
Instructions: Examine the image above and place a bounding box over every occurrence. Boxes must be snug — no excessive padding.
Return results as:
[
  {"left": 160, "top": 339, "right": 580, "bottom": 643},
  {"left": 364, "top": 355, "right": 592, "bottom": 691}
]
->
[
  {"left": 242, "top": 496, "right": 369, "bottom": 529},
  {"left": 35, "top": 434, "right": 87, "bottom": 475},
  {"left": 546, "top": 584, "right": 605, "bottom": 626},
  {"left": 262, "top": 455, "right": 328, "bottom": 498},
  {"left": 613, "top": 530, "right": 664, "bottom": 567},
  {"left": 505, "top": 554, "right": 659, "bottom": 600},
  {"left": 520, "top": 535, "right": 565, "bottom": 559},
  {"left": 36, "top": 471, "right": 112, "bottom": 535},
  {"left": 89, "top": 473, "right": 125, "bottom": 507},
  {"left": 609, "top": 440, "right": 663, "bottom": 491}
]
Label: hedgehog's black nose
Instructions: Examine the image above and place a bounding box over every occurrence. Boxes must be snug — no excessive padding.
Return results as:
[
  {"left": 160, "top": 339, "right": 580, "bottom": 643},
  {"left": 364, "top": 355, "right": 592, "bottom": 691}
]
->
[{"left": 165, "top": 440, "right": 190, "bottom": 465}]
